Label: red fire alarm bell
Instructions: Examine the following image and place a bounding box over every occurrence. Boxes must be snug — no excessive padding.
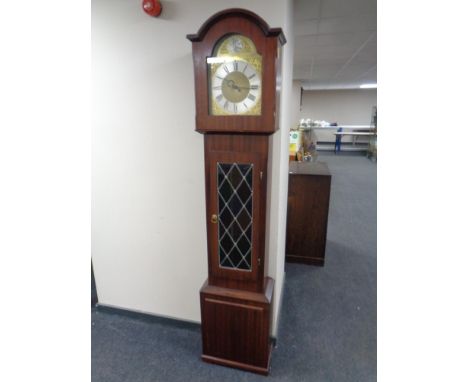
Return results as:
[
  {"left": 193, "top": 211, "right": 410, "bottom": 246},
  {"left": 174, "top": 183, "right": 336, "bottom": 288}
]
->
[{"left": 142, "top": 0, "right": 162, "bottom": 17}]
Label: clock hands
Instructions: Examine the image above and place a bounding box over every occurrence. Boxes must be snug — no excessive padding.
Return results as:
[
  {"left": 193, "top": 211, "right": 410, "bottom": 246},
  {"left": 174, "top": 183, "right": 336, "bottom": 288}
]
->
[
  {"left": 225, "top": 79, "right": 242, "bottom": 92},
  {"left": 236, "top": 85, "right": 257, "bottom": 90},
  {"left": 225, "top": 79, "right": 257, "bottom": 92}
]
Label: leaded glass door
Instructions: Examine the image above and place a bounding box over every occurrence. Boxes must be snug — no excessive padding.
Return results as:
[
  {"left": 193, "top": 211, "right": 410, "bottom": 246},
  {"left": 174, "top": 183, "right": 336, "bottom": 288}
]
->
[{"left": 207, "top": 151, "right": 262, "bottom": 285}]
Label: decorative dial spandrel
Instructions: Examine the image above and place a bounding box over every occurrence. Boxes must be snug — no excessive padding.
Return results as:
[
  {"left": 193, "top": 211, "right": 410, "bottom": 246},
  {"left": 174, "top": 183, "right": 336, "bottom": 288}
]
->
[{"left": 207, "top": 34, "right": 262, "bottom": 116}]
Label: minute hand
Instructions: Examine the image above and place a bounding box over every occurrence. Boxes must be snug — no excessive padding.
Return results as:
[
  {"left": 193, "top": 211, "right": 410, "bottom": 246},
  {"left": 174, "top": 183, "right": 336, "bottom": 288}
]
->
[{"left": 237, "top": 85, "right": 258, "bottom": 90}]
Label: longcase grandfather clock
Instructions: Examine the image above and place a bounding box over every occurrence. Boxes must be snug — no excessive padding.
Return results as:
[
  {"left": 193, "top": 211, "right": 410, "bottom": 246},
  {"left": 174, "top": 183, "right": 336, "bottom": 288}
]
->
[{"left": 187, "top": 8, "right": 285, "bottom": 375}]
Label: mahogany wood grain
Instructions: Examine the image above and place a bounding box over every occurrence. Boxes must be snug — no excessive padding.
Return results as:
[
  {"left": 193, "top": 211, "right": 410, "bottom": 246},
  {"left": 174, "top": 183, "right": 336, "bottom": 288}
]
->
[
  {"left": 187, "top": 8, "right": 285, "bottom": 44},
  {"left": 286, "top": 162, "right": 331, "bottom": 266},
  {"left": 200, "top": 277, "right": 274, "bottom": 374}
]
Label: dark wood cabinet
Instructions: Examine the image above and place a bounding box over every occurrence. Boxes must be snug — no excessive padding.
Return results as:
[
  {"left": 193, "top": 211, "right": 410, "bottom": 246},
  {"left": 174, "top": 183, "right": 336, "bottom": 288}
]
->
[{"left": 286, "top": 161, "right": 331, "bottom": 266}]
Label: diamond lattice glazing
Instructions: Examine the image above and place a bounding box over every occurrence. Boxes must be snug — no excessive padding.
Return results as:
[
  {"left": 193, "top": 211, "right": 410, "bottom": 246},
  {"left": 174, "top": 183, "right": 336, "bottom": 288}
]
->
[{"left": 217, "top": 162, "right": 253, "bottom": 270}]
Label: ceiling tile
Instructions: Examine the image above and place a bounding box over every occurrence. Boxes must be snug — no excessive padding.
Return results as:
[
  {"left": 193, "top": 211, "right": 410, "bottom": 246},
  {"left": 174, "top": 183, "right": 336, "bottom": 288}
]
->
[
  {"left": 320, "top": 0, "right": 376, "bottom": 18},
  {"left": 293, "top": 0, "right": 377, "bottom": 87},
  {"left": 293, "top": 0, "right": 322, "bottom": 21},
  {"left": 294, "top": 19, "right": 320, "bottom": 36},
  {"left": 317, "top": 14, "right": 376, "bottom": 34}
]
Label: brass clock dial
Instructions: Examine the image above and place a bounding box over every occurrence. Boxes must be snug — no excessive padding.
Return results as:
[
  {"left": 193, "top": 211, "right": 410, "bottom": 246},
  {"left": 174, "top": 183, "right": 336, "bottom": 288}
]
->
[
  {"left": 210, "top": 60, "right": 260, "bottom": 115},
  {"left": 208, "top": 34, "right": 262, "bottom": 116}
]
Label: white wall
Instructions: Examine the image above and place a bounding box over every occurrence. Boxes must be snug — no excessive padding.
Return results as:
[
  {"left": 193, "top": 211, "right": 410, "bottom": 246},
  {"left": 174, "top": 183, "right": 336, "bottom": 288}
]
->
[
  {"left": 291, "top": 80, "right": 302, "bottom": 127},
  {"left": 265, "top": 0, "right": 294, "bottom": 335},
  {"left": 92, "top": 0, "right": 293, "bottom": 335},
  {"left": 299, "top": 89, "right": 377, "bottom": 142}
]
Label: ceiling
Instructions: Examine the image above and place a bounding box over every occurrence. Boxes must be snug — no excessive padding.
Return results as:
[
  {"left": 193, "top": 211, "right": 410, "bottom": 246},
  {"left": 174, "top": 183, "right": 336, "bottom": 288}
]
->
[{"left": 293, "top": 0, "right": 376, "bottom": 90}]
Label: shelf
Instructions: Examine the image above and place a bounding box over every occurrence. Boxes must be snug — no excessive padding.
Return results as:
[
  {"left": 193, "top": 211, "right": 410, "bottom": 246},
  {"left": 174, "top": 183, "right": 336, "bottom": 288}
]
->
[{"left": 305, "top": 125, "right": 375, "bottom": 130}]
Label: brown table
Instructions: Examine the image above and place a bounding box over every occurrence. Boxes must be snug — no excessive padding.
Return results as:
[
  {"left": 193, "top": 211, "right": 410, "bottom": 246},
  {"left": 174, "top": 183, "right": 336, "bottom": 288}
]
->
[{"left": 286, "top": 161, "right": 331, "bottom": 266}]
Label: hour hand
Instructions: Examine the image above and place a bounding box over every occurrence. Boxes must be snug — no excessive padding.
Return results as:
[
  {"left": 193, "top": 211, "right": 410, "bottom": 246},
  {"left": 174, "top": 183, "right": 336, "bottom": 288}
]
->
[
  {"left": 226, "top": 80, "right": 241, "bottom": 92},
  {"left": 241, "top": 84, "right": 259, "bottom": 90}
]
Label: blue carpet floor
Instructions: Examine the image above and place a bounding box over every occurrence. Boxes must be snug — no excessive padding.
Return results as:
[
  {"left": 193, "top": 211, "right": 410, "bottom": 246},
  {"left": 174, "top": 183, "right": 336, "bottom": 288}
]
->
[{"left": 92, "top": 152, "right": 376, "bottom": 382}]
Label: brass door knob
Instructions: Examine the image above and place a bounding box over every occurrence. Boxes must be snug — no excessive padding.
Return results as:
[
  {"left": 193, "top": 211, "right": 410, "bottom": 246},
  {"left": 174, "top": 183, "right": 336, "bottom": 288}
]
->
[{"left": 211, "top": 214, "right": 218, "bottom": 224}]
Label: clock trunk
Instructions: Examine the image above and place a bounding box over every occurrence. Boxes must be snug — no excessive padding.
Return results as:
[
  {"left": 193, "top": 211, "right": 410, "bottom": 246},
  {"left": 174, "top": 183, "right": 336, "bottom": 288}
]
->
[{"left": 204, "top": 134, "right": 268, "bottom": 293}]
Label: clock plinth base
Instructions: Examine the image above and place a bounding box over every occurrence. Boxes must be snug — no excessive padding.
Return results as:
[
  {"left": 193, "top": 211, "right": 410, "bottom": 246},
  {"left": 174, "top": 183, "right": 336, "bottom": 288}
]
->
[{"left": 200, "top": 277, "right": 274, "bottom": 375}]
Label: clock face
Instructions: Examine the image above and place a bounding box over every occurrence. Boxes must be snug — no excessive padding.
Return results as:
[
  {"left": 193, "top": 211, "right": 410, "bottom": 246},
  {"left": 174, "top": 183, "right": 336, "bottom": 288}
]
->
[
  {"left": 208, "top": 34, "right": 262, "bottom": 116},
  {"left": 210, "top": 60, "right": 260, "bottom": 115}
]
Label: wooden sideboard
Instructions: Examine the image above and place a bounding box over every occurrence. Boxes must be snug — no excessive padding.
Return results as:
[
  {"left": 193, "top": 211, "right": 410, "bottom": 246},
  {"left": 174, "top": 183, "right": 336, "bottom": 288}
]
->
[{"left": 286, "top": 161, "right": 331, "bottom": 266}]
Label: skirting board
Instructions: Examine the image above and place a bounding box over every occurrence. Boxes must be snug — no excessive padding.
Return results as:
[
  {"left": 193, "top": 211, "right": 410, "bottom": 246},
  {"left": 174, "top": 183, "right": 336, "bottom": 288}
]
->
[
  {"left": 272, "top": 270, "right": 286, "bottom": 343},
  {"left": 94, "top": 303, "right": 200, "bottom": 332},
  {"left": 94, "top": 303, "right": 279, "bottom": 345}
]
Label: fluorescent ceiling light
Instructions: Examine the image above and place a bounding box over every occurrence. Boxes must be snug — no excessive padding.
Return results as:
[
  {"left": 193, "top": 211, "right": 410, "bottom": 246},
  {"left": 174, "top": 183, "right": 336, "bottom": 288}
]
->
[{"left": 360, "top": 83, "right": 377, "bottom": 89}]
